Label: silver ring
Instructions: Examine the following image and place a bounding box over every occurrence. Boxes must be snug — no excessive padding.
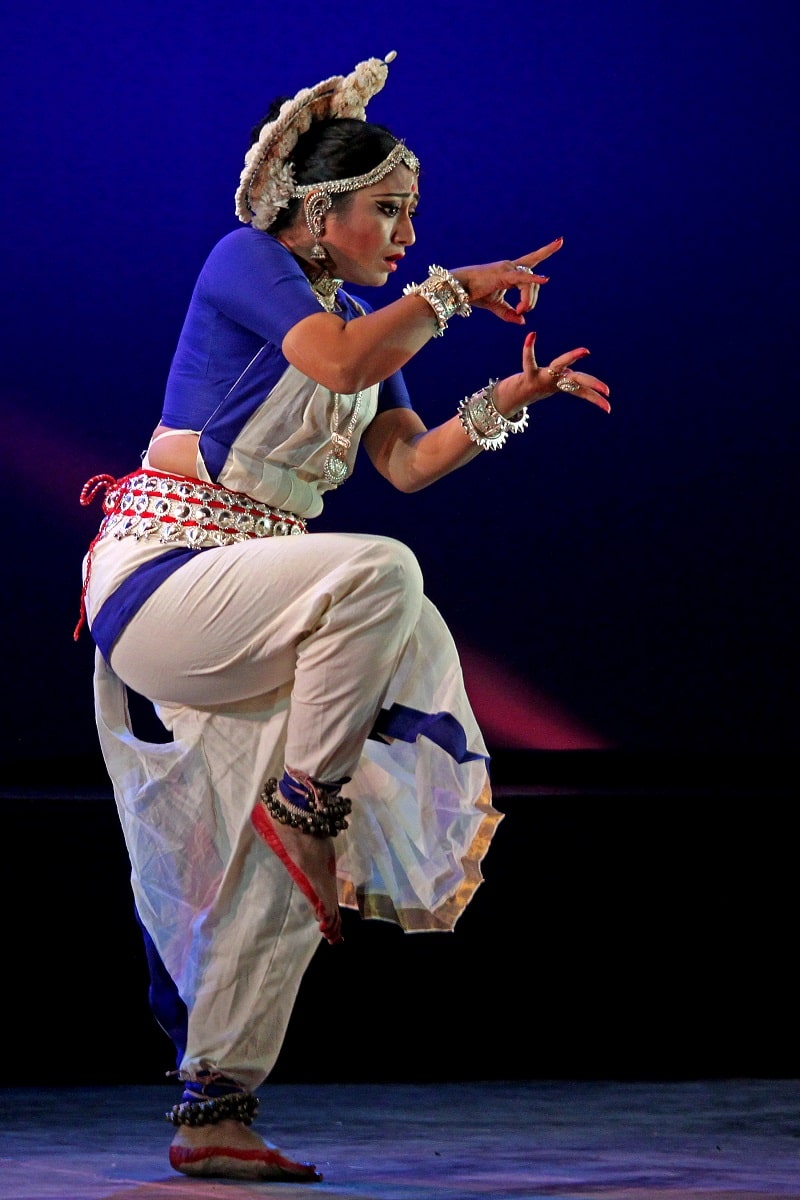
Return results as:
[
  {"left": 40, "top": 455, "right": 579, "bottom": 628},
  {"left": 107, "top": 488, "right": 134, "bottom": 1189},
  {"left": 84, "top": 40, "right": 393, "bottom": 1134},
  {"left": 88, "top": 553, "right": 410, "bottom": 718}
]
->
[
  {"left": 556, "top": 375, "right": 581, "bottom": 394},
  {"left": 514, "top": 264, "right": 537, "bottom": 275}
]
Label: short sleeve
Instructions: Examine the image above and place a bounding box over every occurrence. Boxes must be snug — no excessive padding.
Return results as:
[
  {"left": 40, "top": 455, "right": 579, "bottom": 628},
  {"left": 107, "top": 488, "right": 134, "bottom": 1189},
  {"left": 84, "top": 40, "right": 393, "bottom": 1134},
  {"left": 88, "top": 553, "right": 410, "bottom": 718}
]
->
[
  {"left": 198, "top": 228, "right": 324, "bottom": 343},
  {"left": 378, "top": 369, "right": 413, "bottom": 413}
]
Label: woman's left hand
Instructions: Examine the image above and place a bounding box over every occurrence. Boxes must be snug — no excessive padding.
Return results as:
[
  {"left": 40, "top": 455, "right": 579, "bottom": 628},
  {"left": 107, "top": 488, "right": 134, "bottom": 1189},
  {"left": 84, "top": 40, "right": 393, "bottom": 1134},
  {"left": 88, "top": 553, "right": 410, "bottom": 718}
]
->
[{"left": 499, "top": 332, "right": 611, "bottom": 413}]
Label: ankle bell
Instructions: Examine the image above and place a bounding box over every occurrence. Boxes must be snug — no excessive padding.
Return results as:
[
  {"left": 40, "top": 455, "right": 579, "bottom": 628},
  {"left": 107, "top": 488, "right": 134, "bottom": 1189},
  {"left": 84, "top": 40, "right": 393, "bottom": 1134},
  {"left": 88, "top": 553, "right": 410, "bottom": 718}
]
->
[
  {"left": 259, "top": 769, "right": 351, "bottom": 838},
  {"left": 166, "top": 1090, "right": 259, "bottom": 1127}
]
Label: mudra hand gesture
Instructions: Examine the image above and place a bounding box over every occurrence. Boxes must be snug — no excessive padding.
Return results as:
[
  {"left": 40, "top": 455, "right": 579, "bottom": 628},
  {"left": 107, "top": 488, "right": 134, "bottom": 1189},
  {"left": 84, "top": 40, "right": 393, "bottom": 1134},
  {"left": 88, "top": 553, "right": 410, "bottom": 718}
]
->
[
  {"left": 515, "top": 331, "right": 611, "bottom": 413},
  {"left": 451, "top": 237, "right": 611, "bottom": 415},
  {"left": 451, "top": 236, "right": 565, "bottom": 324}
]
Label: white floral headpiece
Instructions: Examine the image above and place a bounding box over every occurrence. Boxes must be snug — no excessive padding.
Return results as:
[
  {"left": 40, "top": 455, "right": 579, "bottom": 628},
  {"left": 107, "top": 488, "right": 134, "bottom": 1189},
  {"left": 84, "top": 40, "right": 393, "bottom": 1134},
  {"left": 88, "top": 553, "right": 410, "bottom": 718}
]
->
[{"left": 235, "top": 51, "right": 406, "bottom": 231}]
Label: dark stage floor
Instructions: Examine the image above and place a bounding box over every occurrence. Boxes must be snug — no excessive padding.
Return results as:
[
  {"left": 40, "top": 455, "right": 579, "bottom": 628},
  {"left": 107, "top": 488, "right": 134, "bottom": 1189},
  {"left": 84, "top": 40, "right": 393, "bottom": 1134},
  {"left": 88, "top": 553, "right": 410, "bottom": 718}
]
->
[
  {"left": 4, "top": 752, "right": 796, "bottom": 1198},
  {"left": 2, "top": 1079, "right": 799, "bottom": 1199}
]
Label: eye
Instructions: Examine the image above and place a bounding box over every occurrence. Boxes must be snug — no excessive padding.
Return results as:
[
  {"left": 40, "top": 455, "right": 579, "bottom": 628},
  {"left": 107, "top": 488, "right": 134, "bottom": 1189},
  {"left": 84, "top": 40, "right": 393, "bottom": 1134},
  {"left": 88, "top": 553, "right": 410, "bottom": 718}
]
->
[{"left": 376, "top": 202, "right": 420, "bottom": 220}]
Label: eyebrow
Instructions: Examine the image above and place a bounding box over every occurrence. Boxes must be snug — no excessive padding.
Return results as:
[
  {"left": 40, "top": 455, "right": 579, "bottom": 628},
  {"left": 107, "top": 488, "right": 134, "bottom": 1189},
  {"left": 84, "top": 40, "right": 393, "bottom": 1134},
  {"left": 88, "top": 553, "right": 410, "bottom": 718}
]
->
[{"left": 372, "top": 191, "right": 419, "bottom": 199}]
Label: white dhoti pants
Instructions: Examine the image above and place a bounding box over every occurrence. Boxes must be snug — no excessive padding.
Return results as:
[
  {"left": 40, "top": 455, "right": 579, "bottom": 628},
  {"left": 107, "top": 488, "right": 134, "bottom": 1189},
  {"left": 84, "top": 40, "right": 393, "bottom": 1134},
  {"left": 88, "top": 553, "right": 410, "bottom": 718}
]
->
[{"left": 86, "top": 530, "right": 499, "bottom": 1090}]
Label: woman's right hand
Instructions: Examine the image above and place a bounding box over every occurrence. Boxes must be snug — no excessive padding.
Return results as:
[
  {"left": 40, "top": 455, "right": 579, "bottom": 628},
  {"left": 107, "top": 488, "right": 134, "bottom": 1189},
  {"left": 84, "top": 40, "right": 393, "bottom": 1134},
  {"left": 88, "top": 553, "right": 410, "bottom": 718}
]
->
[{"left": 451, "top": 237, "right": 564, "bottom": 323}]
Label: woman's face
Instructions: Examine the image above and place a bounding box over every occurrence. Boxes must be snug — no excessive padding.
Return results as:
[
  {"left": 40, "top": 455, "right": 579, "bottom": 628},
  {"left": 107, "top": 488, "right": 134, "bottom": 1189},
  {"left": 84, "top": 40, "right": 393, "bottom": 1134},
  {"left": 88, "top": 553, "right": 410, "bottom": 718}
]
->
[{"left": 321, "top": 164, "right": 419, "bottom": 286}]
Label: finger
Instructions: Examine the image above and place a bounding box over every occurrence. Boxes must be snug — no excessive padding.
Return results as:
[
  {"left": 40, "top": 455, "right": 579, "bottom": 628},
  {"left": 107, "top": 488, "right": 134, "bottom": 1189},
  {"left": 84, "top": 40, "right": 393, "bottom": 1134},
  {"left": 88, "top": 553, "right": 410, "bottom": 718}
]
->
[
  {"left": 491, "top": 301, "right": 526, "bottom": 325},
  {"left": 504, "top": 268, "right": 549, "bottom": 290},
  {"left": 547, "top": 347, "right": 591, "bottom": 375},
  {"left": 514, "top": 236, "right": 564, "bottom": 270},
  {"left": 473, "top": 283, "right": 530, "bottom": 323},
  {"left": 566, "top": 370, "right": 610, "bottom": 397},
  {"left": 479, "top": 293, "right": 527, "bottom": 324},
  {"left": 498, "top": 306, "right": 527, "bottom": 325},
  {"left": 582, "top": 389, "right": 611, "bottom": 414},
  {"left": 524, "top": 330, "right": 538, "bottom": 371},
  {"left": 511, "top": 264, "right": 548, "bottom": 281},
  {"left": 573, "top": 388, "right": 611, "bottom": 413},
  {"left": 515, "top": 282, "right": 540, "bottom": 314},
  {"left": 551, "top": 372, "right": 611, "bottom": 413}
]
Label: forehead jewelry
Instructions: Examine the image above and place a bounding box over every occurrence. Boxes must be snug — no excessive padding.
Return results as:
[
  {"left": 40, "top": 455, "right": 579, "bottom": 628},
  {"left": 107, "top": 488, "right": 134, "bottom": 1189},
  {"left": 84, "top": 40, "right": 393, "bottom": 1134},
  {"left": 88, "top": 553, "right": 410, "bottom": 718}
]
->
[
  {"left": 235, "top": 52, "right": 420, "bottom": 232},
  {"left": 293, "top": 140, "right": 420, "bottom": 201},
  {"left": 298, "top": 140, "right": 420, "bottom": 257}
]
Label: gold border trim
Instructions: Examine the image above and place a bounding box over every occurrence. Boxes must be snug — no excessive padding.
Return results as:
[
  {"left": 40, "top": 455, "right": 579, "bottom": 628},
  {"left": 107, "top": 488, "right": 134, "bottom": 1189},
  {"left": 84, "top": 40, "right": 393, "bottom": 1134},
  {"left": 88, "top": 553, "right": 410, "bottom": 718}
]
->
[{"left": 338, "top": 778, "right": 503, "bottom": 932}]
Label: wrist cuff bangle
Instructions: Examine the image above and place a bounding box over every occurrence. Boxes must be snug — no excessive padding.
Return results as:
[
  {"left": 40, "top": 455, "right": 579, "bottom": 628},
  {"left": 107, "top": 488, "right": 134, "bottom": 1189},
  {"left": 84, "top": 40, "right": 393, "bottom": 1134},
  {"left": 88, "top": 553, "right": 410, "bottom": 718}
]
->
[
  {"left": 457, "top": 379, "right": 529, "bottom": 450},
  {"left": 403, "top": 265, "right": 471, "bottom": 336}
]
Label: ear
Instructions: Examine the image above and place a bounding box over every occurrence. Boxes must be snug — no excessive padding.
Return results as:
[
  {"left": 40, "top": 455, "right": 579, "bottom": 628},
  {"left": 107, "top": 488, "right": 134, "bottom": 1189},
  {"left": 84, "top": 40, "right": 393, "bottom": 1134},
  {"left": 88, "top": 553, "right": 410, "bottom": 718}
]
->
[{"left": 303, "top": 190, "right": 333, "bottom": 259}]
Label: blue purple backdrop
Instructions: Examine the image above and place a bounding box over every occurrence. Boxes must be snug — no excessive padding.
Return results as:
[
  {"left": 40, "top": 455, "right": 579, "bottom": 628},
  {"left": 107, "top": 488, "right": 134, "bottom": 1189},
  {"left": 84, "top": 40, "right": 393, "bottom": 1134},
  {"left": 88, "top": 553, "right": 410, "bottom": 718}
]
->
[{"left": 2, "top": 0, "right": 796, "bottom": 770}]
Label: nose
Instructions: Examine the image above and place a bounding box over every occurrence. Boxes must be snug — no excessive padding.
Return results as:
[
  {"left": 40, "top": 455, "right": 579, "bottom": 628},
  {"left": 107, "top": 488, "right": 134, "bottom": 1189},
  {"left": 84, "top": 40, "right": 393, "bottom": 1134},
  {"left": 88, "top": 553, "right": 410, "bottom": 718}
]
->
[{"left": 393, "top": 210, "right": 416, "bottom": 247}]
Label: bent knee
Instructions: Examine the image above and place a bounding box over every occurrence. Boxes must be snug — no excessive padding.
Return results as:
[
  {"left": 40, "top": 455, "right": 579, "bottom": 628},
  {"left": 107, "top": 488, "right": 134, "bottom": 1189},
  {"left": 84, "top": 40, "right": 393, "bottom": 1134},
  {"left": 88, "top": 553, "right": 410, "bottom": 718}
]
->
[
  {"left": 355, "top": 536, "right": 424, "bottom": 623},
  {"left": 378, "top": 537, "right": 424, "bottom": 595}
]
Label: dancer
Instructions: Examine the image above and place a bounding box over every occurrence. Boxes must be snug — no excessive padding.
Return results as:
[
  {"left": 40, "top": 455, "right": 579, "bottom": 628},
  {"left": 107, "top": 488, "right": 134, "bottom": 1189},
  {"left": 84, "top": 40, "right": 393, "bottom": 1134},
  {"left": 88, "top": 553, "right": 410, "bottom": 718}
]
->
[{"left": 77, "top": 51, "right": 610, "bottom": 1182}]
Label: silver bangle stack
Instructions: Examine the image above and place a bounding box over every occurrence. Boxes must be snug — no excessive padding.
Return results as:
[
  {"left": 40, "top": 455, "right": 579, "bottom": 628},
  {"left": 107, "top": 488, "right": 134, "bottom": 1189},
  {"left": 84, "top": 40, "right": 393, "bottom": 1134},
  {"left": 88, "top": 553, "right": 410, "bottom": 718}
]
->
[
  {"left": 457, "top": 379, "right": 529, "bottom": 451},
  {"left": 402, "top": 265, "right": 471, "bottom": 336}
]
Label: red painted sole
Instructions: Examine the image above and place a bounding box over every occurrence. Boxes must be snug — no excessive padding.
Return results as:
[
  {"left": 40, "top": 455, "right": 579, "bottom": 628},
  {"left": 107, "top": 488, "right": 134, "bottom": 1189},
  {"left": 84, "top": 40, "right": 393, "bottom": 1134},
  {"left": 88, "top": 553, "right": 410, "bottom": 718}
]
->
[
  {"left": 251, "top": 801, "right": 342, "bottom": 944},
  {"left": 169, "top": 1142, "right": 323, "bottom": 1181}
]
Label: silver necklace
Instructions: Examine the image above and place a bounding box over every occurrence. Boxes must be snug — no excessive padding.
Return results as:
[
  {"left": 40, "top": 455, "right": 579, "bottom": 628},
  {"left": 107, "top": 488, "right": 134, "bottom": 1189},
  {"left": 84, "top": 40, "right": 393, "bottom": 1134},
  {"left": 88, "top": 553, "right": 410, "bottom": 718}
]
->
[
  {"left": 309, "top": 274, "right": 360, "bottom": 485},
  {"left": 323, "top": 392, "right": 362, "bottom": 485},
  {"left": 311, "top": 274, "right": 343, "bottom": 313}
]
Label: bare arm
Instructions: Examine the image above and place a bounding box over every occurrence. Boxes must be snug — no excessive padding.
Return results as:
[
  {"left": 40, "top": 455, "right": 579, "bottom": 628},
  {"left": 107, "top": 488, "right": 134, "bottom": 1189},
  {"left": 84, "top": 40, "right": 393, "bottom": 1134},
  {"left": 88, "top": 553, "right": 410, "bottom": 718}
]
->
[
  {"left": 281, "top": 298, "right": 439, "bottom": 395},
  {"left": 281, "top": 240, "right": 564, "bottom": 395},
  {"left": 362, "top": 406, "right": 482, "bottom": 493},
  {"left": 362, "top": 332, "right": 611, "bottom": 493}
]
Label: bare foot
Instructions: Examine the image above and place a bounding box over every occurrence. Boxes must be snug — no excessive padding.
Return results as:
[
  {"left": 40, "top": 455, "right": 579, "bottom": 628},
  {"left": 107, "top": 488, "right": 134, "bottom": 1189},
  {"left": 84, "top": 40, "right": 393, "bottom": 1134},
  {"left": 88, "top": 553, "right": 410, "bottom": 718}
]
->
[
  {"left": 169, "top": 1117, "right": 322, "bottom": 1181},
  {"left": 251, "top": 801, "right": 342, "bottom": 944}
]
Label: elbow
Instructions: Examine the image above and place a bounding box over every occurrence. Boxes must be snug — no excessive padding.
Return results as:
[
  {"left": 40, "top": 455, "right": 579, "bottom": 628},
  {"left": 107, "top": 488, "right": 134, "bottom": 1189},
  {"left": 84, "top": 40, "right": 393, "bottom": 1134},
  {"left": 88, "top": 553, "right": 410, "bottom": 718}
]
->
[
  {"left": 390, "top": 468, "right": 433, "bottom": 495},
  {"left": 391, "top": 477, "right": 418, "bottom": 495},
  {"left": 318, "top": 365, "right": 373, "bottom": 395},
  {"left": 292, "top": 338, "right": 375, "bottom": 394},
  {"left": 282, "top": 319, "right": 379, "bottom": 394},
  {"left": 298, "top": 354, "right": 375, "bottom": 394},
  {"left": 399, "top": 474, "right": 431, "bottom": 494}
]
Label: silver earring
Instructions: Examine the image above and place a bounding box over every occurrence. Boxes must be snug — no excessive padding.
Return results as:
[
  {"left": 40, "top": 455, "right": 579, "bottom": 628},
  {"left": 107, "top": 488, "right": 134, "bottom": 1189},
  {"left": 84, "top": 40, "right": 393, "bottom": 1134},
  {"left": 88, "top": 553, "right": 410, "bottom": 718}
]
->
[{"left": 304, "top": 191, "right": 331, "bottom": 260}]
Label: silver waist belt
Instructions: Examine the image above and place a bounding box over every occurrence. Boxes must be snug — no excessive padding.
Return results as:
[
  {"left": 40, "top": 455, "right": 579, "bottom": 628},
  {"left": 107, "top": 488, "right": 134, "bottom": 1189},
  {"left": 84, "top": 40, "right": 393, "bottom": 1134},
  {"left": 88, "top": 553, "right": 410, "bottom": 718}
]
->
[{"left": 94, "top": 471, "right": 308, "bottom": 548}]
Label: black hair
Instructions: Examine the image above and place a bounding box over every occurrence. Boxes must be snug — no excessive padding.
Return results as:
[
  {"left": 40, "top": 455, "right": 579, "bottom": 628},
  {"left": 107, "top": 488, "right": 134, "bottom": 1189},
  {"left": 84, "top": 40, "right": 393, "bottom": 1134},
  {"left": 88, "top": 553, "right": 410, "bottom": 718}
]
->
[{"left": 250, "top": 102, "right": 402, "bottom": 234}]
